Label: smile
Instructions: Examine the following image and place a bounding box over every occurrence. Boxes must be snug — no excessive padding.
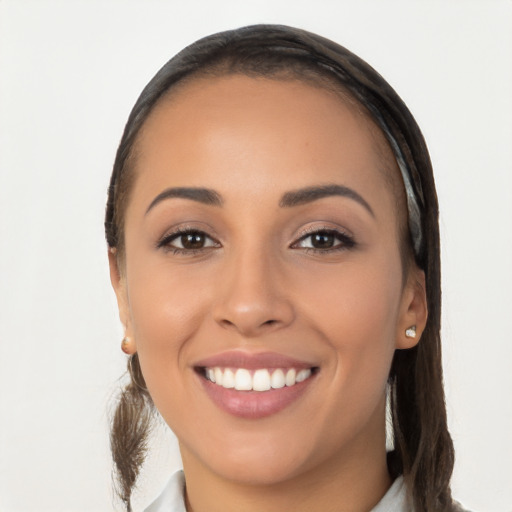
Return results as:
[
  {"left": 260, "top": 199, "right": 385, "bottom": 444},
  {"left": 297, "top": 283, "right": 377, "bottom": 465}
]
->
[
  {"left": 193, "top": 351, "right": 318, "bottom": 419},
  {"left": 203, "top": 367, "right": 313, "bottom": 392}
]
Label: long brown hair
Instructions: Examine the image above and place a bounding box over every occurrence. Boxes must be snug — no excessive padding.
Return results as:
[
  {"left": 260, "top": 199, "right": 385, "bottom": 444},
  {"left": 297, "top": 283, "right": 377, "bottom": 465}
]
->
[{"left": 106, "top": 24, "right": 455, "bottom": 511}]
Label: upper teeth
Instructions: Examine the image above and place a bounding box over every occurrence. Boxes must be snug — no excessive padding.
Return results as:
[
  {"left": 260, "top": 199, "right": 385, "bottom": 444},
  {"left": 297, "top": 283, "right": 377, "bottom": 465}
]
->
[{"left": 205, "top": 367, "right": 312, "bottom": 392}]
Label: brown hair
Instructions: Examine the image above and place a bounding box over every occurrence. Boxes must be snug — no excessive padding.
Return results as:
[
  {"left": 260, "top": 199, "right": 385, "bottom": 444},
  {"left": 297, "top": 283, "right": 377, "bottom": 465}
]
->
[{"left": 106, "top": 24, "right": 455, "bottom": 511}]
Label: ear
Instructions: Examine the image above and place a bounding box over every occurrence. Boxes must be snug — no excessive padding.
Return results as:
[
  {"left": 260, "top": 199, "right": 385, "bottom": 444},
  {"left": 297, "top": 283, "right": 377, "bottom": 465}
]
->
[
  {"left": 395, "top": 267, "right": 428, "bottom": 349},
  {"left": 108, "top": 248, "right": 136, "bottom": 354}
]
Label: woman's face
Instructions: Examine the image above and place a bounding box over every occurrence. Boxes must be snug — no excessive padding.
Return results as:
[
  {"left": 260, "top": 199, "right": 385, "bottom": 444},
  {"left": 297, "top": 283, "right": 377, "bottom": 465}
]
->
[{"left": 111, "top": 75, "right": 425, "bottom": 485}]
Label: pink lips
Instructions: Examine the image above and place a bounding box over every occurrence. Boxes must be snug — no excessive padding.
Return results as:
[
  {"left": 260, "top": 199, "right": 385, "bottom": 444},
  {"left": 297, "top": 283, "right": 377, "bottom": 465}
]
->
[
  {"left": 194, "top": 351, "right": 317, "bottom": 419},
  {"left": 195, "top": 351, "right": 314, "bottom": 370}
]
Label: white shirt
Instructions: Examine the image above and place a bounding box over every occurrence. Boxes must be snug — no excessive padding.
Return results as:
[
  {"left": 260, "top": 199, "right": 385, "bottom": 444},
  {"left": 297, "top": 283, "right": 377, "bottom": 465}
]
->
[{"left": 144, "top": 470, "right": 411, "bottom": 512}]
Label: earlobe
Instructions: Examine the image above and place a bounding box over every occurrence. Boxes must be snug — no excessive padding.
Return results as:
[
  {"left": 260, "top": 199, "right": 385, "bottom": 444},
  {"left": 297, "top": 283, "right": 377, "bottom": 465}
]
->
[{"left": 396, "top": 268, "right": 428, "bottom": 349}]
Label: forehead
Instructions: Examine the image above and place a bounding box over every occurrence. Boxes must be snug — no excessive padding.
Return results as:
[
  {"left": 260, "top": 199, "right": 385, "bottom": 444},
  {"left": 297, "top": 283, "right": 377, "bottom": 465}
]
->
[{"left": 132, "top": 74, "right": 400, "bottom": 209}]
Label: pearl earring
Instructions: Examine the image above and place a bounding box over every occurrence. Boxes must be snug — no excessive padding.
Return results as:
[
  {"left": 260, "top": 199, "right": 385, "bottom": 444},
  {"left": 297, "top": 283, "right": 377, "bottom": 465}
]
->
[
  {"left": 121, "top": 336, "right": 133, "bottom": 354},
  {"left": 405, "top": 326, "right": 417, "bottom": 339}
]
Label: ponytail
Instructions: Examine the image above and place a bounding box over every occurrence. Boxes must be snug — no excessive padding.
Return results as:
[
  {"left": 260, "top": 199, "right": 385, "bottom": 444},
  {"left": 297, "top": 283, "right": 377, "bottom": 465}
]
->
[{"left": 110, "top": 355, "right": 153, "bottom": 511}]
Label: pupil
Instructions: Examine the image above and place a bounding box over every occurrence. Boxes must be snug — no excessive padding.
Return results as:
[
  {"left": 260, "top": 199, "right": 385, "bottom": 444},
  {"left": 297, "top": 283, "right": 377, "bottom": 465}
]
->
[
  {"left": 312, "top": 233, "right": 334, "bottom": 248},
  {"left": 182, "top": 233, "right": 204, "bottom": 249}
]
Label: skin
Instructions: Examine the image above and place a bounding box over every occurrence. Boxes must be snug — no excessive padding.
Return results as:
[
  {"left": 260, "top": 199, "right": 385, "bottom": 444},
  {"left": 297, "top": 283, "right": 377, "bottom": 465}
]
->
[{"left": 110, "top": 75, "right": 427, "bottom": 512}]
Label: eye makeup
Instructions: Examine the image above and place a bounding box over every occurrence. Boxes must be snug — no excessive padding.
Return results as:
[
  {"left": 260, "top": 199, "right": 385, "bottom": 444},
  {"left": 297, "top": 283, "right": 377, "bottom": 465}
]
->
[
  {"left": 291, "top": 223, "right": 356, "bottom": 253},
  {"left": 156, "top": 227, "right": 221, "bottom": 255},
  {"left": 155, "top": 224, "right": 357, "bottom": 257}
]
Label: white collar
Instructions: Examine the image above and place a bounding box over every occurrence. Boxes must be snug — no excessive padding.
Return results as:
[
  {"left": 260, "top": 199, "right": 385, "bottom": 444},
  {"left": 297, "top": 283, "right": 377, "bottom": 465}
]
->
[{"left": 144, "top": 470, "right": 186, "bottom": 512}]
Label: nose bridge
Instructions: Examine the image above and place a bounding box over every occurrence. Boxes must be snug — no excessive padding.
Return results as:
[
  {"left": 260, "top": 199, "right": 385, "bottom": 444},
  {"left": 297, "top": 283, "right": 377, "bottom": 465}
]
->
[{"left": 213, "top": 238, "right": 293, "bottom": 336}]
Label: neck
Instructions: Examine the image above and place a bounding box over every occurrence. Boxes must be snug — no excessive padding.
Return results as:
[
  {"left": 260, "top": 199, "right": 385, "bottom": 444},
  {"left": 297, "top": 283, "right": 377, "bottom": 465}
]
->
[{"left": 181, "top": 421, "right": 392, "bottom": 512}]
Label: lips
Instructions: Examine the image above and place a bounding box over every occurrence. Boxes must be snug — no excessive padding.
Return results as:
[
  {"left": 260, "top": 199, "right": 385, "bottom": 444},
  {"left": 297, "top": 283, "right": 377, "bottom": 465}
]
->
[{"left": 194, "top": 351, "right": 318, "bottom": 419}]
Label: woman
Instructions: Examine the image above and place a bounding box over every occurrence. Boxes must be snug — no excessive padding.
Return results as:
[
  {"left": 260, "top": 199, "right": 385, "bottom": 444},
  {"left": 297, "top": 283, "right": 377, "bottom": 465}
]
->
[{"left": 105, "top": 25, "right": 465, "bottom": 512}]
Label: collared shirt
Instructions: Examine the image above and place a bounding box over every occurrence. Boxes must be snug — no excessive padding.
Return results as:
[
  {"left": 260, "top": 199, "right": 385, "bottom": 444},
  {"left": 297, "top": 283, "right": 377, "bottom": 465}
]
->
[{"left": 144, "top": 470, "right": 412, "bottom": 512}]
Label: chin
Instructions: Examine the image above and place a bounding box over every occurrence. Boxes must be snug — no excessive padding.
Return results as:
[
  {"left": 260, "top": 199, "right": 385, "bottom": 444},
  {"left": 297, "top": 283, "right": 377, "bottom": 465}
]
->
[
  {"left": 207, "top": 450, "right": 311, "bottom": 487},
  {"left": 184, "top": 424, "right": 328, "bottom": 488}
]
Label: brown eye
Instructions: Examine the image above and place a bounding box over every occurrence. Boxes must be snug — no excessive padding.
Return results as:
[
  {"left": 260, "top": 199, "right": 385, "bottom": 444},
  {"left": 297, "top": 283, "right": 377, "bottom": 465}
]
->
[
  {"left": 159, "top": 229, "right": 219, "bottom": 252},
  {"left": 293, "top": 229, "right": 355, "bottom": 252},
  {"left": 181, "top": 232, "right": 206, "bottom": 249},
  {"left": 310, "top": 232, "right": 336, "bottom": 249}
]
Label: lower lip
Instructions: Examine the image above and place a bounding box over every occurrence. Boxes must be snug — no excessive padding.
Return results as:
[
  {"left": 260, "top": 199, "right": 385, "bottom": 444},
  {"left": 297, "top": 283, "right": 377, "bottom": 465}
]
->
[{"left": 198, "top": 372, "right": 316, "bottom": 419}]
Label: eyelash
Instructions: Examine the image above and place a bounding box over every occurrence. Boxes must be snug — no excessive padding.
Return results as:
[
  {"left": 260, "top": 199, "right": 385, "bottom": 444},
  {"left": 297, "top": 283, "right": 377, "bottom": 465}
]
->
[
  {"left": 291, "top": 227, "right": 356, "bottom": 253},
  {"left": 156, "top": 227, "right": 356, "bottom": 255},
  {"left": 156, "top": 227, "right": 221, "bottom": 255}
]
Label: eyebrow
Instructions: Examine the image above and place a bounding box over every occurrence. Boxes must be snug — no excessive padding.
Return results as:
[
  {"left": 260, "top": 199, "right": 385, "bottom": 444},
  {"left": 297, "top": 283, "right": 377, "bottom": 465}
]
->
[
  {"left": 145, "top": 187, "right": 223, "bottom": 214},
  {"left": 145, "top": 183, "right": 374, "bottom": 217},
  {"left": 279, "top": 184, "right": 375, "bottom": 217}
]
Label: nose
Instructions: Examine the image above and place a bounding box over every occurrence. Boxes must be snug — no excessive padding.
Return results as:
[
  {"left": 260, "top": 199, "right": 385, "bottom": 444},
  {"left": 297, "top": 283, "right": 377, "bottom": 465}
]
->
[{"left": 212, "top": 248, "right": 295, "bottom": 338}]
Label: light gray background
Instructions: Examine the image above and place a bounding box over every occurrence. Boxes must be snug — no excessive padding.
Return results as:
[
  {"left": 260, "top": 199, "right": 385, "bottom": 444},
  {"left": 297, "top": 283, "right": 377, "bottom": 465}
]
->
[{"left": 0, "top": 1, "right": 511, "bottom": 511}]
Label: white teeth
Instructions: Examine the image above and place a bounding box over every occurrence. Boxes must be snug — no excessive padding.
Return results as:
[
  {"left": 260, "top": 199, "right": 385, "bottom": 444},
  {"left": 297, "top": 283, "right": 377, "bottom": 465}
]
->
[
  {"left": 253, "top": 369, "right": 271, "bottom": 391},
  {"left": 222, "top": 369, "right": 235, "bottom": 389},
  {"left": 296, "top": 369, "right": 312, "bottom": 382},
  {"left": 271, "top": 369, "right": 285, "bottom": 389},
  {"left": 234, "top": 369, "right": 252, "bottom": 391},
  {"left": 285, "top": 368, "right": 296, "bottom": 386},
  {"left": 205, "top": 366, "right": 313, "bottom": 391}
]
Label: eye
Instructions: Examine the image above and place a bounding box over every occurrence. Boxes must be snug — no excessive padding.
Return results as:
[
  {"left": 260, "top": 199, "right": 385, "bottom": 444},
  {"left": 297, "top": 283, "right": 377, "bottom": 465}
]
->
[
  {"left": 292, "top": 229, "right": 355, "bottom": 252},
  {"left": 158, "top": 229, "right": 220, "bottom": 253}
]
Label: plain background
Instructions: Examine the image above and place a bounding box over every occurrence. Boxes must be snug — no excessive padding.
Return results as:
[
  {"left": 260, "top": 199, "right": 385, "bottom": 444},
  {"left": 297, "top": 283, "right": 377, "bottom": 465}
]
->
[{"left": 0, "top": 1, "right": 511, "bottom": 511}]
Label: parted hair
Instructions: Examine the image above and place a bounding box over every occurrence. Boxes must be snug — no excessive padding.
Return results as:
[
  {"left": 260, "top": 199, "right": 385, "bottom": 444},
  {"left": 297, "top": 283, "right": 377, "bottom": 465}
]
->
[{"left": 106, "top": 24, "right": 455, "bottom": 512}]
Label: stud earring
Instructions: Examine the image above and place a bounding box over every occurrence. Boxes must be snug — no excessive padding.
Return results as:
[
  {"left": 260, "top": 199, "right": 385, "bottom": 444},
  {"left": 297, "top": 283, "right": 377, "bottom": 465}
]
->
[
  {"left": 121, "top": 336, "right": 134, "bottom": 354},
  {"left": 405, "top": 326, "right": 417, "bottom": 339}
]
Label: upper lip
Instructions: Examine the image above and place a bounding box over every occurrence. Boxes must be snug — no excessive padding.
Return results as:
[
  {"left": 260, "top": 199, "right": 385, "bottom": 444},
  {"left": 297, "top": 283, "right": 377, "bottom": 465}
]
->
[{"left": 193, "top": 350, "right": 316, "bottom": 370}]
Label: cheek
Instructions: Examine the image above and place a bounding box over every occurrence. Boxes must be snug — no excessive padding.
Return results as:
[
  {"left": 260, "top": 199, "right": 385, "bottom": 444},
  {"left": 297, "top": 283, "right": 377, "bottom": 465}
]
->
[
  {"left": 302, "top": 255, "right": 402, "bottom": 340},
  {"left": 298, "top": 254, "right": 403, "bottom": 398},
  {"left": 124, "top": 257, "right": 215, "bottom": 402},
  {"left": 129, "top": 277, "right": 196, "bottom": 347}
]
